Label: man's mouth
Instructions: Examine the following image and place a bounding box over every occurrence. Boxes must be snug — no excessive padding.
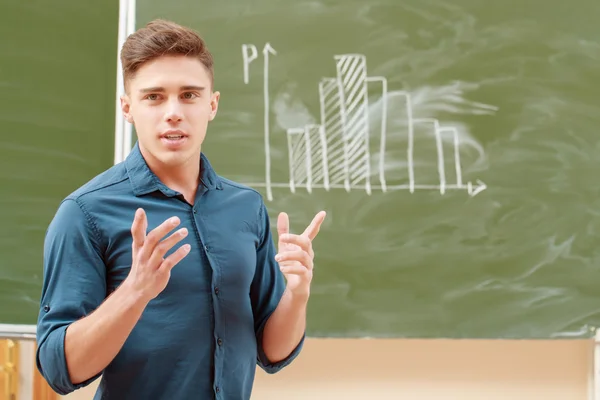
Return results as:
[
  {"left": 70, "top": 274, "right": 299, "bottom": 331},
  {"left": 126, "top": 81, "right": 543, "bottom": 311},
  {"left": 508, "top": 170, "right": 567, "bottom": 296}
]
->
[
  {"left": 160, "top": 130, "right": 188, "bottom": 140},
  {"left": 160, "top": 131, "right": 188, "bottom": 148}
]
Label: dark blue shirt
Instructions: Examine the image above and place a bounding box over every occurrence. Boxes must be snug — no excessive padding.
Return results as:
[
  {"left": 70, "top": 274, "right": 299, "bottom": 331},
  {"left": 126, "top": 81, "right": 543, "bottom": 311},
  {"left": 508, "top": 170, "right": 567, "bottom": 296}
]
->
[{"left": 35, "top": 142, "right": 303, "bottom": 399}]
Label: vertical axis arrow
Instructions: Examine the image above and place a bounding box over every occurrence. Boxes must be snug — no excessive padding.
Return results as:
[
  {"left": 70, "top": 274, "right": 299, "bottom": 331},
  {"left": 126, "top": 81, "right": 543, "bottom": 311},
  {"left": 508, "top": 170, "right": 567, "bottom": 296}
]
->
[{"left": 263, "top": 43, "right": 277, "bottom": 201}]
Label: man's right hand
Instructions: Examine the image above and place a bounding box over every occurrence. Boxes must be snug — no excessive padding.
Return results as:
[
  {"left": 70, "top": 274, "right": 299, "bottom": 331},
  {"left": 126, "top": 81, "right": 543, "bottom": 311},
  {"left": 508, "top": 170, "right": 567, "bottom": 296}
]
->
[
  {"left": 60, "top": 208, "right": 191, "bottom": 385},
  {"left": 125, "top": 208, "right": 191, "bottom": 302}
]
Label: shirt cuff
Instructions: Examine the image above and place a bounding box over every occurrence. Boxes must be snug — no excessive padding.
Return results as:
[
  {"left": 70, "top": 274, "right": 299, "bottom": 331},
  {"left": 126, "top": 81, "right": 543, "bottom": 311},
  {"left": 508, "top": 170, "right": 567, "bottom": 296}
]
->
[
  {"left": 256, "top": 330, "right": 305, "bottom": 374},
  {"left": 36, "top": 324, "right": 102, "bottom": 395}
]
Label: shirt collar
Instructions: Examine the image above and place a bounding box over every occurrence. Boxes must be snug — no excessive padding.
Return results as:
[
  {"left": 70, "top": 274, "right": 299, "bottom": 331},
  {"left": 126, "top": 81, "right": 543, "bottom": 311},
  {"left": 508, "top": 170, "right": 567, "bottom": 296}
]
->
[{"left": 125, "top": 141, "right": 222, "bottom": 197}]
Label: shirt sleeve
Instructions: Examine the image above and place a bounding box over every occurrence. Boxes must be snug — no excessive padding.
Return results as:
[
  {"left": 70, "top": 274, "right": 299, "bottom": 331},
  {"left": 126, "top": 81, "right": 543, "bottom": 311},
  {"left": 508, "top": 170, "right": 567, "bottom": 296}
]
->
[
  {"left": 250, "top": 201, "right": 305, "bottom": 374},
  {"left": 35, "top": 198, "right": 107, "bottom": 395}
]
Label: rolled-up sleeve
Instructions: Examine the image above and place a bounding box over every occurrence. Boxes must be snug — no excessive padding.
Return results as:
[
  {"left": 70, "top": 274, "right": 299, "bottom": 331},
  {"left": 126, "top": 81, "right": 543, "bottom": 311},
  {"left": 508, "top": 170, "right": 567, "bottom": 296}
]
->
[
  {"left": 36, "top": 197, "right": 107, "bottom": 394},
  {"left": 250, "top": 202, "right": 305, "bottom": 374}
]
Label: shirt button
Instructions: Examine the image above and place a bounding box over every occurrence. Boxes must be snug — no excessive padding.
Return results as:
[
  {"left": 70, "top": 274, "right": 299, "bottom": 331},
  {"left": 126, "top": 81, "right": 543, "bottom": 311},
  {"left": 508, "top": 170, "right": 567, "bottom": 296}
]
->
[
  {"left": 214, "top": 287, "right": 219, "bottom": 295},
  {"left": 216, "top": 387, "right": 220, "bottom": 393},
  {"left": 204, "top": 245, "right": 210, "bottom": 252},
  {"left": 217, "top": 338, "right": 223, "bottom": 346},
  {"left": 192, "top": 208, "right": 197, "bottom": 214},
  {"left": 43, "top": 305, "right": 50, "bottom": 312}
]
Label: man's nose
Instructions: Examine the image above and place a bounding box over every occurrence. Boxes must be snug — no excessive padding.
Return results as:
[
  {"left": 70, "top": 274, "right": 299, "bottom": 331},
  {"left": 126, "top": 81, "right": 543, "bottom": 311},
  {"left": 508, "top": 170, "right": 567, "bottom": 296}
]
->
[{"left": 164, "top": 99, "right": 183, "bottom": 123}]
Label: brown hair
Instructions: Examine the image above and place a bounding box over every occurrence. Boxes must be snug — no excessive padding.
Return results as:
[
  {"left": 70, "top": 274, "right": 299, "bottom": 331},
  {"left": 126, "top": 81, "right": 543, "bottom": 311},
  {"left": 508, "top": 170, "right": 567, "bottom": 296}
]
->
[{"left": 120, "top": 19, "right": 214, "bottom": 91}]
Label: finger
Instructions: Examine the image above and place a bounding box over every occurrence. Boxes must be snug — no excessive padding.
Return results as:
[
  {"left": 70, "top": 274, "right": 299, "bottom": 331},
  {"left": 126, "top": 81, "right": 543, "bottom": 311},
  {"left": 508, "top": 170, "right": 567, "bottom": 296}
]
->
[
  {"left": 147, "top": 227, "right": 189, "bottom": 268},
  {"left": 131, "top": 208, "right": 147, "bottom": 251},
  {"left": 302, "top": 211, "right": 326, "bottom": 241},
  {"left": 141, "top": 209, "right": 148, "bottom": 236},
  {"left": 279, "top": 233, "right": 311, "bottom": 253},
  {"left": 279, "top": 264, "right": 311, "bottom": 276},
  {"left": 140, "top": 216, "right": 181, "bottom": 260},
  {"left": 158, "top": 243, "right": 192, "bottom": 274},
  {"left": 277, "top": 212, "right": 289, "bottom": 238},
  {"left": 275, "top": 250, "right": 313, "bottom": 270}
]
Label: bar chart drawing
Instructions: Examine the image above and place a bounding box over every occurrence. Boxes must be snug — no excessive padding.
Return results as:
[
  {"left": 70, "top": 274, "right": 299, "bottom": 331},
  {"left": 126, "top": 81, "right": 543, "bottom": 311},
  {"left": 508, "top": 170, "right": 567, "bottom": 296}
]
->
[{"left": 242, "top": 46, "right": 488, "bottom": 201}]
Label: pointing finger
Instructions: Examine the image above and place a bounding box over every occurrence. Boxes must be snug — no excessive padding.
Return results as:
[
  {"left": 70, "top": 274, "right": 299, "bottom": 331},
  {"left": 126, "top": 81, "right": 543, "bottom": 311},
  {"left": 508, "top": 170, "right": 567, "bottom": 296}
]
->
[{"left": 302, "top": 211, "right": 326, "bottom": 241}]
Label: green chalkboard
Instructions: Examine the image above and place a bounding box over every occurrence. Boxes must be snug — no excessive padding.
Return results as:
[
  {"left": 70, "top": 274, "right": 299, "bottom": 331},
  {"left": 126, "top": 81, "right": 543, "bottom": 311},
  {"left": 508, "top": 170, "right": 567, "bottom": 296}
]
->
[
  {"left": 136, "top": 0, "right": 600, "bottom": 339},
  {"left": 0, "top": 2, "right": 118, "bottom": 325}
]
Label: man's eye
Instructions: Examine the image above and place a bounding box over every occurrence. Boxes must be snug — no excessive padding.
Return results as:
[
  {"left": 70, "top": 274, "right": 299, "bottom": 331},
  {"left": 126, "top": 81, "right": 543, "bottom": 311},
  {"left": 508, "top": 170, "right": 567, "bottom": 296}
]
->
[
  {"left": 182, "top": 92, "right": 197, "bottom": 99},
  {"left": 146, "top": 94, "right": 158, "bottom": 100}
]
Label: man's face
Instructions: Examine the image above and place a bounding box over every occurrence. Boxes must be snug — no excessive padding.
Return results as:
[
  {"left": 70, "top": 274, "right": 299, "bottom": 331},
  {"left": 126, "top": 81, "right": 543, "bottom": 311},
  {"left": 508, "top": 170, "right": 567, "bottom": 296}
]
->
[{"left": 120, "top": 55, "right": 219, "bottom": 168}]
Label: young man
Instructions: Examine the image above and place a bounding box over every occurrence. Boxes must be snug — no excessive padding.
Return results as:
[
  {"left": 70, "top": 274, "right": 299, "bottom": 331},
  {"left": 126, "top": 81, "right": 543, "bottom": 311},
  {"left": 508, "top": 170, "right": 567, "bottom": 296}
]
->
[{"left": 35, "top": 19, "right": 326, "bottom": 399}]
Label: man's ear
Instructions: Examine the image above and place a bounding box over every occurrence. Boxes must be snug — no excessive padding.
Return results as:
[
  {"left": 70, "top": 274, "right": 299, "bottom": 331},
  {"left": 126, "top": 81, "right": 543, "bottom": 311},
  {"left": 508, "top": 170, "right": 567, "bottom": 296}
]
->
[
  {"left": 120, "top": 95, "right": 134, "bottom": 124},
  {"left": 209, "top": 91, "right": 220, "bottom": 121}
]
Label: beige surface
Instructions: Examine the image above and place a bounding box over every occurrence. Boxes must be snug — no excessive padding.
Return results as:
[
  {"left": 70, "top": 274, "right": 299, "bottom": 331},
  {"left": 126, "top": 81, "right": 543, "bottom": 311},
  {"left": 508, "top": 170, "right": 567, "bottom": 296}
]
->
[{"left": 60, "top": 338, "right": 592, "bottom": 400}]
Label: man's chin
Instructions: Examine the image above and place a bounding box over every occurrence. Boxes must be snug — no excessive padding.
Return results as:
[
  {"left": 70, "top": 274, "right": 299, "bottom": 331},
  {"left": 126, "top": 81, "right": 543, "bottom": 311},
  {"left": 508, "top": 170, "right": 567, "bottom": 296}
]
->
[
  {"left": 158, "top": 149, "right": 198, "bottom": 166},
  {"left": 139, "top": 142, "right": 200, "bottom": 167}
]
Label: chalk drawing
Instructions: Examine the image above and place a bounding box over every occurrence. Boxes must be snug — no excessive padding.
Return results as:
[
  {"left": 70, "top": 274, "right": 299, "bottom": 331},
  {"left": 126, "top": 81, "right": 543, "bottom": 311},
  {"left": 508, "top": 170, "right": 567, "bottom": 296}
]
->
[
  {"left": 242, "top": 42, "right": 277, "bottom": 201},
  {"left": 242, "top": 44, "right": 488, "bottom": 201},
  {"left": 241, "top": 44, "right": 257, "bottom": 85}
]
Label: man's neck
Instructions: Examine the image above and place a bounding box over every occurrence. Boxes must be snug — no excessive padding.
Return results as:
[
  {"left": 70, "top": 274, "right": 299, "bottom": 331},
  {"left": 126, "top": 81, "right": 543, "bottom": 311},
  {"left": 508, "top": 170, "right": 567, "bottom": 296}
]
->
[
  {"left": 144, "top": 150, "right": 201, "bottom": 204},
  {"left": 158, "top": 163, "right": 200, "bottom": 199}
]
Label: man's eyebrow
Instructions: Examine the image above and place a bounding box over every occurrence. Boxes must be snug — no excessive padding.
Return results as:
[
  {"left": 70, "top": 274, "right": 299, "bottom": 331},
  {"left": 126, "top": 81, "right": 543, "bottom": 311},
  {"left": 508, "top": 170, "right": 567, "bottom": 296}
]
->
[
  {"left": 139, "top": 86, "right": 206, "bottom": 93},
  {"left": 181, "top": 85, "right": 206, "bottom": 91}
]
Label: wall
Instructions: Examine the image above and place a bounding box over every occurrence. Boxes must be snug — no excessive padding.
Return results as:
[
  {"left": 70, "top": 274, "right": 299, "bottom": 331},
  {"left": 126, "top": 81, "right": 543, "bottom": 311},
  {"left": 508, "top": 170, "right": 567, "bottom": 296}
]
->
[{"left": 58, "top": 338, "right": 592, "bottom": 400}]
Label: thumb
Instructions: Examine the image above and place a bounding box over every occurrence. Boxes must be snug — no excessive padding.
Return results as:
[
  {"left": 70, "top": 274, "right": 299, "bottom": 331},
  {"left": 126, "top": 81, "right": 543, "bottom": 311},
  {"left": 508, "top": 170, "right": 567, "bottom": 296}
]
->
[{"left": 277, "top": 212, "right": 289, "bottom": 239}]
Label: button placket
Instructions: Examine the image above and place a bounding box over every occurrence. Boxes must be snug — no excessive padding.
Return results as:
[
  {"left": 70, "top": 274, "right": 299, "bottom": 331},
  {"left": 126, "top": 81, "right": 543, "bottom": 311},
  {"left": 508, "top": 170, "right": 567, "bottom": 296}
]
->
[{"left": 193, "top": 200, "right": 225, "bottom": 395}]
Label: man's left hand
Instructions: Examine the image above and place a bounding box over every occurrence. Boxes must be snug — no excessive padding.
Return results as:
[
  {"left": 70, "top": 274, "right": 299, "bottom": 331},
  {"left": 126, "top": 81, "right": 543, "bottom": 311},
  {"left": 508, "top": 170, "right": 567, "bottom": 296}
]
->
[{"left": 275, "top": 211, "right": 326, "bottom": 300}]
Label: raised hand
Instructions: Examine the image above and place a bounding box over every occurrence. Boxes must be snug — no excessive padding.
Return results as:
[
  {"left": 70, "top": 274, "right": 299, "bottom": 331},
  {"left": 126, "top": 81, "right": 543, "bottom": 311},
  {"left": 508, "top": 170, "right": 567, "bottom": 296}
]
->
[
  {"left": 125, "top": 208, "right": 191, "bottom": 302},
  {"left": 275, "top": 211, "right": 326, "bottom": 299}
]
